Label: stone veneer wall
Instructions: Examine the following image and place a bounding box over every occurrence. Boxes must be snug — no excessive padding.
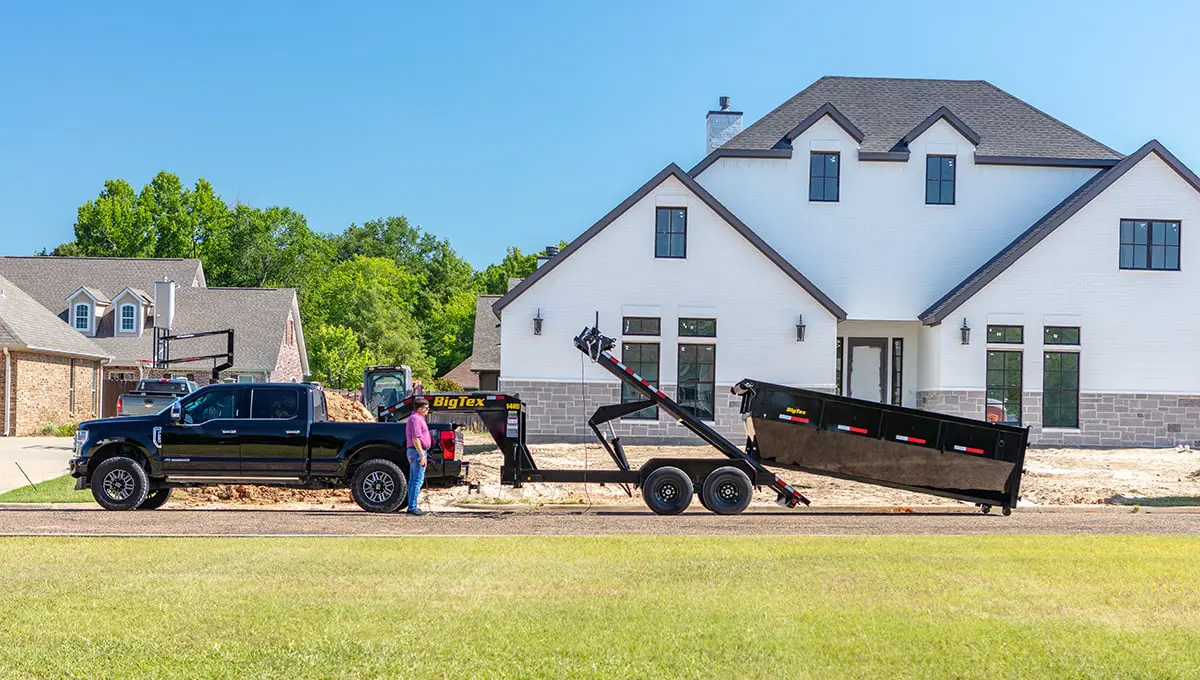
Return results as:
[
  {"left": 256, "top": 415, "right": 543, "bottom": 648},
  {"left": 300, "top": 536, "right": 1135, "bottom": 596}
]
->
[
  {"left": 499, "top": 379, "right": 747, "bottom": 444},
  {"left": 918, "top": 389, "right": 1200, "bottom": 447}
]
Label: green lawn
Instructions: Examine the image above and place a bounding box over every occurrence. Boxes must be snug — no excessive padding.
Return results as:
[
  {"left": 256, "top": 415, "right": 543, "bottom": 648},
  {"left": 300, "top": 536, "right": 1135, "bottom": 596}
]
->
[
  {"left": 0, "top": 474, "right": 93, "bottom": 503},
  {"left": 0, "top": 536, "right": 1196, "bottom": 679}
]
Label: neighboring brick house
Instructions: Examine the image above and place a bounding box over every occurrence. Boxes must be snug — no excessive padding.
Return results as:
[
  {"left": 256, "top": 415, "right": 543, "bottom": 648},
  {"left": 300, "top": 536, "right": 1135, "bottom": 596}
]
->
[
  {"left": 0, "top": 274, "right": 110, "bottom": 435},
  {"left": 0, "top": 257, "right": 308, "bottom": 419}
]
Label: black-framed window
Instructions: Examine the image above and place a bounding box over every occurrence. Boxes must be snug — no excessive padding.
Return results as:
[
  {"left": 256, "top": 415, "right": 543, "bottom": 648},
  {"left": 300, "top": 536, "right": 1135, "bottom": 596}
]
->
[
  {"left": 1119, "top": 220, "right": 1180, "bottom": 271},
  {"left": 655, "top": 207, "right": 687, "bottom": 258},
  {"left": 678, "top": 344, "right": 715, "bottom": 420},
  {"left": 621, "top": 343, "right": 660, "bottom": 420},
  {"left": 809, "top": 152, "right": 840, "bottom": 202},
  {"left": 1044, "top": 326, "right": 1080, "bottom": 345},
  {"left": 250, "top": 387, "right": 301, "bottom": 420},
  {"left": 622, "top": 317, "right": 661, "bottom": 336},
  {"left": 1043, "top": 352, "right": 1079, "bottom": 429},
  {"left": 986, "top": 351, "right": 1022, "bottom": 425},
  {"left": 835, "top": 338, "right": 844, "bottom": 396},
  {"left": 891, "top": 338, "right": 903, "bottom": 406},
  {"left": 986, "top": 325, "right": 1024, "bottom": 344},
  {"left": 925, "top": 155, "right": 956, "bottom": 205},
  {"left": 678, "top": 318, "right": 716, "bottom": 337}
]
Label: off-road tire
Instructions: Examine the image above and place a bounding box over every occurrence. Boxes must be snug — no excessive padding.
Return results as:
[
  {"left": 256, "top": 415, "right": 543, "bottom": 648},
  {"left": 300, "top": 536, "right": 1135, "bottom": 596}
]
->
[
  {"left": 700, "top": 466, "right": 753, "bottom": 515},
  {"left": 641, "top": 466, "right": 693, "bottom": 515},
  {"left": 350, "top": 459, "right": 408, "bottom": 513},
  {"left": 138, "top": 487, "right": 173, "bottom": 510},
  {"left": 91, "top": 457, "right": 150, "bottom": 511}
]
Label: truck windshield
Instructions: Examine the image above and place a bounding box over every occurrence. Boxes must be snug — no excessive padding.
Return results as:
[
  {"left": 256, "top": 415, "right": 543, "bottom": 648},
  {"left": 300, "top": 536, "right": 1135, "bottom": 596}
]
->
[
  {"left": 364, "top": 372, "right": 407, "bottom": 414},
  {"left": 138, "top": 380, "right": 192, "bottom": 396}
]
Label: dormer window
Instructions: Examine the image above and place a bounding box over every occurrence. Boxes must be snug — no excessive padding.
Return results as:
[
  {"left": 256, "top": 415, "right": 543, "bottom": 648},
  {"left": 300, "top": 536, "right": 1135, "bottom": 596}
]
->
[
  {"left": 73, "top": 303, "right": 90, "bottom": 332},
  {"left": 120, "top": 303, "right": 137, "bottom": 332}
]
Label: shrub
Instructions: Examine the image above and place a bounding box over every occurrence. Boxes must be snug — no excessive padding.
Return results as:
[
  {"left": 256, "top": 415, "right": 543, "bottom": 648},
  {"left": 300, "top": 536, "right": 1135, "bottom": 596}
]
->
[{"left": 38, "top": 422, "right": 78, "bottom": 437}]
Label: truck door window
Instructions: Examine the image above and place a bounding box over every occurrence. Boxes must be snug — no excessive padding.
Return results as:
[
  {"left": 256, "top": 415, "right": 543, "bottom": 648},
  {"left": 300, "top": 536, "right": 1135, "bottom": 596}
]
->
[
  {"left": 251, "top": 388, "right": 300, "bottom": 420},
  {"left": 313, "top": 391, "right": 328, "bottom": 422},
  {"left": 181, "top": 390, "right": 238, "bottom": 424}
]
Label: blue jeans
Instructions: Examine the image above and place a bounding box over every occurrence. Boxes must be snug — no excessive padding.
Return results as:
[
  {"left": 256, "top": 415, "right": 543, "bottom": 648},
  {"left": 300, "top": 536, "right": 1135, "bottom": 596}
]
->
[{"left": 406, "top": 448, "right": 426, "bottom": 512}]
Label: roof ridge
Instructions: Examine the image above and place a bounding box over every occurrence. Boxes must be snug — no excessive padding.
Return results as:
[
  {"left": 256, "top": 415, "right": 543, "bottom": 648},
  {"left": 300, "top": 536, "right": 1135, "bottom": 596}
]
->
[
  {"left": 975, "top": 80, "right": 1124, "bottom": 159},
  {"left": 0, "top": 256, "right": 199, "bottom": 262},
  {"left": 822, "top": 75, "right": 988, "bottom": 83}
]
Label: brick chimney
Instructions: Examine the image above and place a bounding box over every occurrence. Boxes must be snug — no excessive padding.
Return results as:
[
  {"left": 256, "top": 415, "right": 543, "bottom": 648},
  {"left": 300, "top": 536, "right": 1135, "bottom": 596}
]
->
[{"left": 706, "top": 96, "right": 742, "bottom": 153}]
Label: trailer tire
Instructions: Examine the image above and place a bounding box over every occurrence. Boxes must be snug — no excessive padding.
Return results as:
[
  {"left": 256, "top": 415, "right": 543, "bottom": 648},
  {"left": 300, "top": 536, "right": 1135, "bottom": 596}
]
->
[
  {"left": 642, "top": 466, "right": 692, "bottom": 515},
  {"left": 350, "top": 459, "right": 408, "bottom": 513},
  {"left": 701, "top": 466, "right": 753, "bottom": 515},
  {"left": 137, "top": 487, "right": 173, "bottom": 510},
  {"left": 90, "top": 456, "right": 150, "bottom": 511}
]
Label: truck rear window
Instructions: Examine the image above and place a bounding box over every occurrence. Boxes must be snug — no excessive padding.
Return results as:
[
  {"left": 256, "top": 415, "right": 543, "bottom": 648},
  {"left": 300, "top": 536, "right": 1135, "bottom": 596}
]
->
[
  {"left": 138, "top": 380, "right": 192, "bottom": 396},
  {"left": 251, "top": 388, "right": 300, "bottom": 420}
]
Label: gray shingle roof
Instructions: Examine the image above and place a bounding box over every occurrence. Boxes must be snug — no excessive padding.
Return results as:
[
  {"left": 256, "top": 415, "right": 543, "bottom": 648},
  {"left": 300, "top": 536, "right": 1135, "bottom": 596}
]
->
[
  {"left": 90, "top": 287, "right": 302, "bottom": 372},
  {"left": 920, "top": 140, "right": 1199, "bottom": 324},
  {"left": 0, "top": 274, "right": 110, "bottom": 359},
  {"left": 471, "top": 295, "right": 501, "bottom": 372},
  {"left": 714, "top": 76, "right": 1123, "bottom": 162},
  {"left": 0, "top": 257, "right": 205, "bottom": 314}
]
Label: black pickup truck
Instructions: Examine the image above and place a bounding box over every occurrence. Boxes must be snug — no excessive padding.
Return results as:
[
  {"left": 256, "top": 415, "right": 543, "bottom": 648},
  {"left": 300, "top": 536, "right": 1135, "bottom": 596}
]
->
[{"left": 69, "top": 382, "right": 465, "bottom": 512}]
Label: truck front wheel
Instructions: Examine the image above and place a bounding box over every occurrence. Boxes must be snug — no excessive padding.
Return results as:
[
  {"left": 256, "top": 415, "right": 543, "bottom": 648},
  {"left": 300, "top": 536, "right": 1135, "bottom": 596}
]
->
[
  {"left": 91, "top": 457, "right": 150, "bottom": 511},
  {"left": 138, "top": 488, "right": 173, "bottom": 510},
  {"left": 350, "top": 459, "right": 408, "bottom": 513},
  {"left": 642, "top": 466, "right": 693, "bottom": 515}
]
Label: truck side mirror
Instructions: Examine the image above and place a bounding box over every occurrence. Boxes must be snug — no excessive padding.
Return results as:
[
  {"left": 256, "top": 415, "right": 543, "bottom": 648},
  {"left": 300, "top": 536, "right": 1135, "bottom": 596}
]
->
[{"left": 169, "top": 402, "right": 182, "bottom": 424}]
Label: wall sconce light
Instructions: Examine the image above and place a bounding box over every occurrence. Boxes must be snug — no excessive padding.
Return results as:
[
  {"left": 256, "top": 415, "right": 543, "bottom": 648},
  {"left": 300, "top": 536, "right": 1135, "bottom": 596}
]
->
[
  {"left": 795, "top": 315, "right": 806, "bottom": 342},
  {"left": 960, "top": 318, "right": 970, "bottom": 345},
  {"left": 533, "top": 308, "right": 543, "bottom": 336}
]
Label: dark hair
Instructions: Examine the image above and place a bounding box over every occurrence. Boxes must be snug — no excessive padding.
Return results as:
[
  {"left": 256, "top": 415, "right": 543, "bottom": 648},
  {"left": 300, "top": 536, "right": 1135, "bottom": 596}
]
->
[{"left": 413, "top": 398, "right": 430, "bottom": 409}]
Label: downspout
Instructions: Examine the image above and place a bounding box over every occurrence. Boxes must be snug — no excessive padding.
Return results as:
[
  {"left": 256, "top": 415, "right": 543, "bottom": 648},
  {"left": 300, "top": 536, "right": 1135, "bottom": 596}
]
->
[{"left": 3, "top": 347, "right": 10, "bottom": 436}]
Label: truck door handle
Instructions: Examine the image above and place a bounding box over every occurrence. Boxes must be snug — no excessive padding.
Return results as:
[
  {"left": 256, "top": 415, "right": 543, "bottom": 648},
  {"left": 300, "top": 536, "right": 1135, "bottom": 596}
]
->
[
  {"left": 286, "top": 430, "right": 301, "bottom": 435},
  {"left": 221, "top": 429, "right": 237, "bottom": 435}
]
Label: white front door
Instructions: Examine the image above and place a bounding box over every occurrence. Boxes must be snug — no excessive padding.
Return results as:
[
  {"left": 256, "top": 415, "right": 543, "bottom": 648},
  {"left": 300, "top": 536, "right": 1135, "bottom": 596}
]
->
[{"left": 846, "top": 338, "right": 887, "bottom": 403}]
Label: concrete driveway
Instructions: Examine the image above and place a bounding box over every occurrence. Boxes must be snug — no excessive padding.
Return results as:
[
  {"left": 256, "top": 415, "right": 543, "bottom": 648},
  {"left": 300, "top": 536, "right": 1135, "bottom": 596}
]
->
[{"left": 0, "top": 437, "right": 74, "bottom": 493}]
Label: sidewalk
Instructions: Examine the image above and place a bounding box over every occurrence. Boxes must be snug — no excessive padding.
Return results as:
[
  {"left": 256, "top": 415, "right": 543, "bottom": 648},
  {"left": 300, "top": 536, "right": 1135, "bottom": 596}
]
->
[{"left": 0, "top": 437, "right": 74, "bottom": 493}]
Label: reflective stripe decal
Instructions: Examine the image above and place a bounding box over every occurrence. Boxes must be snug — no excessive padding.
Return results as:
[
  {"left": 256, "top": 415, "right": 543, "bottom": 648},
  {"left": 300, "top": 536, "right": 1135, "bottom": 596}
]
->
[
  {"left": 778, "top": 414, "right": 810, "bottom": 424},
  {"left": 953, "top": 445, "right": 986, "bottom": 455},
  {"left": 836, "top": 424, "right": 869, "bottom": 434},
  {"left": 895, "top": 435, "right": 927, "bottom": 445}
]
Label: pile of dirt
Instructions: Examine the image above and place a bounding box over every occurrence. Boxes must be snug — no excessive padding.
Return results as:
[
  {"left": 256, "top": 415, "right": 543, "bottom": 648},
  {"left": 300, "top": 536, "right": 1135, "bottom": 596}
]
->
[
  {"left": 175, "top": 485, "right": 354, "bottom": 507},
  {"left": 325, "top": 390, "right": 374, "bottom": 422}
]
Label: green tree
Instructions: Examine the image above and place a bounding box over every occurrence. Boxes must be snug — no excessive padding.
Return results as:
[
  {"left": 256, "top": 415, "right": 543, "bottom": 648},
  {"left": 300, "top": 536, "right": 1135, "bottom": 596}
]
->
[
  {"left": 425, "top": 289, "right": 478, "bottom": 375},
  {"left": 475, "top": 246, "right": 539, "bottom": 295},
  {"left": 307, "top": 324, "right": 376, "bottom": 389},
  {"left": 142, "top": 172, "right": 191, "bottom": 258},
  {"left": 74, "top": 179, "right": 155, "bottom": 256}
]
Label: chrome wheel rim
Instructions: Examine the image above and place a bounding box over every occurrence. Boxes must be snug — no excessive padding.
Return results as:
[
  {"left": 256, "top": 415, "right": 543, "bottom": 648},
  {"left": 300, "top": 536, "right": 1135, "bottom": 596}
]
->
[
  {"left": 103, "top": 469, "right": 136, "bottom": 501},
  {"left": 362, "top": 471, "right": 395, "bottom": 504}
]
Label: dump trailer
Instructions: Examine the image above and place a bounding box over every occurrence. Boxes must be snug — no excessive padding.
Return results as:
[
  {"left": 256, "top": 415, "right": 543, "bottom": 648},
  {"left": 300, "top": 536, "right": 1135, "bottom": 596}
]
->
[{"left": 379, "top": 326, "right": 1027, "bottom": 515}]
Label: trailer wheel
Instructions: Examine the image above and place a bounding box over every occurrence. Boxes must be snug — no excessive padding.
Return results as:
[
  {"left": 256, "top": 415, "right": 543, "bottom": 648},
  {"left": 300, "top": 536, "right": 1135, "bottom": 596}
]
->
[
  {"left": 701, "top": 466, "right": 753, "bottom": 515},
  {"left": 350, "top": 459, "right": 408, "bottom": 513},
  {"left": 641, "top": 466, "right": 692, "bottom": 515}
]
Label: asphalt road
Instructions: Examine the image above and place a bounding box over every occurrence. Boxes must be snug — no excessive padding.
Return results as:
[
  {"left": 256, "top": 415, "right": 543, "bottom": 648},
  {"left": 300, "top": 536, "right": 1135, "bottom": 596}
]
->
[{"left": 1, "top": 506, "right": 1198, "bottom": 537}]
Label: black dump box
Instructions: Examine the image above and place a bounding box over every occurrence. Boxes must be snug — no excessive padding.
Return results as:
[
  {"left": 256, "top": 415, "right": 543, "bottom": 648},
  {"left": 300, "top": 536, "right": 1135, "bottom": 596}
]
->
[{"left": 735, "top": 379, "right": 1028, "bottom": 511}]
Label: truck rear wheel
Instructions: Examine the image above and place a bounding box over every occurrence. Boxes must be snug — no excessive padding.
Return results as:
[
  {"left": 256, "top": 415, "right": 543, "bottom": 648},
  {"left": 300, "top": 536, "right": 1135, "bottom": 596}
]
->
[
  {"left": 350, "top": 459, "right": 408, "bottom": 513},
  {"left": 138, "top": 488, "right": 173, "bottom": 510},
  {"left": 701, "top": 466, "right": 753, "bottom": 515},
  {"left": 642, "top": 466, "right": 692, "bottom": 515},
  {"left": 91, "top": 456, "right": 150, "bottom": 511}
]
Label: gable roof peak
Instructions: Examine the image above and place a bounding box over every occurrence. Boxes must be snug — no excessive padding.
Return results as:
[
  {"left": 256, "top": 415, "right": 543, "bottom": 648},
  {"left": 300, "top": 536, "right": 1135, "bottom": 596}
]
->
[
  {"left": 783, "top": 102, "right": 865, "bottom": 145},
  {"left": 900, "top": 105, "right": 981, "bottom": 147}
]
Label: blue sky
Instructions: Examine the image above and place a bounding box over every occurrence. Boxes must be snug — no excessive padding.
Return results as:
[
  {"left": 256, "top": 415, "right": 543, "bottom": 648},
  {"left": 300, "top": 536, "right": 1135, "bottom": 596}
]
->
[{"left": 1, "top": 0, "right": 1196, "bottom": 268}]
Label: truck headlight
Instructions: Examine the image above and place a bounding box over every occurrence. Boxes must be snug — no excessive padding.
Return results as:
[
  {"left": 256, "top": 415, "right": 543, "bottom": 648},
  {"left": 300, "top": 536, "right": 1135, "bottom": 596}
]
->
[{"left": 74, "top": 429, "right": 89, "bottom": 454}]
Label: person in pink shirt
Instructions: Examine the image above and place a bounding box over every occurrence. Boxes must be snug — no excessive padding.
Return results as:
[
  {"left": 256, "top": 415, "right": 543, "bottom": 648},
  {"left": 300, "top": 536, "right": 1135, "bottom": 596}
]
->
[{"left": 404, "top": 398, "right": 431, "bottom": 516}]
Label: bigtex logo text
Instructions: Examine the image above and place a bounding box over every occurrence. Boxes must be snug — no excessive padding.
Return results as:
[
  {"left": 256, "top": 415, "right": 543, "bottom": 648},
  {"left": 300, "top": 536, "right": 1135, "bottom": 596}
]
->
[{"left": 431, "top": 396, "right": 486, "bottom": 409}]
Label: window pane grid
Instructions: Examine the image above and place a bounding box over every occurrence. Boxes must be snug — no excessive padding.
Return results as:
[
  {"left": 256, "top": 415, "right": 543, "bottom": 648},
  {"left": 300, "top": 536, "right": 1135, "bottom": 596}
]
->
[
  {"left": 835, "top": 338, "right": 843, "bottom": 396},
  {"left": 890, "top": 338, "right": 903, "bottom": 406},
  {"left": 809, "top": 152, "right": 840, "bottom": 202},
  {"left": 925, "top": 155, "right": 956, "bottom": 205},
  {"left": 678, "top": 318, "right": 716, "bottom": 337},
  {"left": 655, "top": 208, "right": 687, "bottom": 258},
  {"left": 1044, "top": 326, "right": 1080, "bottom": 345},
  {"left": 677, "top": 344, "right": 715, "bottom": 420},
  {"left": 622, "top": 317, "right": 661, "bottom": 336},
  {"left": 1043, "top": 352, "right": 1079, "bottom": 428},
  {"left": 1120, "top": 219, "right": 1180, "bottom": 271},
  {"left": 621, "top": 342, "right": 660, "bottom": 419},
  {"left": 986, "top": 325, "right": 1024, "bottom": 344},
  {"left": 985, "top": 350, "right": 1022, "bottom": 425}
]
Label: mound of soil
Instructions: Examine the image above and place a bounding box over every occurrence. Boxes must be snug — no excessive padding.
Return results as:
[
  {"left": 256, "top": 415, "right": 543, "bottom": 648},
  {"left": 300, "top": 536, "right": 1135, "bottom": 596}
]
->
[{"left": 325, "top": 390, "right": 374, "bottom": 422}]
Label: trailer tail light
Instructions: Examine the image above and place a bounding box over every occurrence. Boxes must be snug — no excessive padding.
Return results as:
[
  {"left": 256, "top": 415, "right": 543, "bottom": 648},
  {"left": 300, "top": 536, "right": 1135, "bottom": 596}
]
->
[
  {"left": 894, "top": 435, "right": 927, "bottom": 445},
  {"left": 116, "top": 396, "right": 123, "bottom": 414},
  {"left": 440, "top": 429, "right": 457, "bottom": 461},
  {"left": 836, "top": 424, "right": 869, "bottom": 435}
]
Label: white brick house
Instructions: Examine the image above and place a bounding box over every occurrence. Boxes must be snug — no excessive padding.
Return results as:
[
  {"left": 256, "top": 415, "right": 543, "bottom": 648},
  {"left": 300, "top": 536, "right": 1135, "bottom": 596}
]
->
[{"left": 494, "top": 77, "right": 1200, "bottom": 446}]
